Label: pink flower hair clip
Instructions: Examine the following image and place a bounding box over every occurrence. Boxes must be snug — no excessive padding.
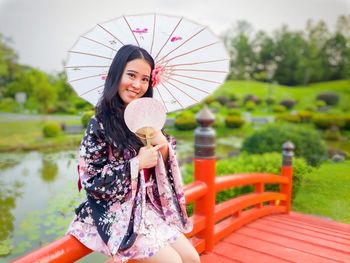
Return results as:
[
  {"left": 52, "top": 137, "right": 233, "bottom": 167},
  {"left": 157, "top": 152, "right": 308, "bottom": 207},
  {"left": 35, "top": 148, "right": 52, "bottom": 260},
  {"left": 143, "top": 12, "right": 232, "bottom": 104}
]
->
[{"left": 151, "top": 65, "right": 165, "bottom": 88}]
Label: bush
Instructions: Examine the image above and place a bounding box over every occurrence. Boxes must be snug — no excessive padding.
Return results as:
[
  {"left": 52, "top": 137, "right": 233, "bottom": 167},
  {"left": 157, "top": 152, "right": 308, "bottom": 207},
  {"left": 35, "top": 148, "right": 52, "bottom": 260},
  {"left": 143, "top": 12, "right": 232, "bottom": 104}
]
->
[
  {"left": 297, "top": 110, "right": 313, "bottom": 122},
  {"left": 208, "top": 101, "right": 221, "bottom": 113},
  {"left": 42, "top": 122, "right": 62, "bottom": 138},
  {"left": 265, "top": 97, "right": 275, "bottom": 105},
  {"left": 316, "top": 100, "right": 327, "bottom": 108},
  {"left": 280, "top": 99, "right": 296, "bottom": 110},
  {"left": 275, "top": 113, "right": 301, "bottom": 123},
  {"left": 245, "top": 100, "right": 256, "bottom": 111},
  {"left": 81, "top": 110, "right": 95, "bottom": 128},
  {"left": 182, "top": 152, "right": 313, "bottom": 203},
  {"left": 312, "top": 114, "right": 345, "bottom": 129},
  {"left": 226, "top": 101, "right": 240, "bottom": 109},
  {"left": 204, "top": 96, "right": 215, "bottom": 105},
  {"left": 225, "top": 115, "right": 245, "bottom": 128},
  {"left": 324, "top": 126, "right": 341, "bottom": 141},
  {"left": 241, "top": 123, "right": 327, "bottom": 166},
  {"left": 227, "top": 109, "right": 241, "bottom": 116},
  {"left": 216, "top": 96, "right": 229, "bottom": 106},
  {"left": 174, "top": 111, "right": 197, "bottom": 130},
  {"left": 316, "top": 92, "right": 339, "bottom": 106},
  {"left": 272, "top": 105, "right": 287, "bottom": 113},
  {"left": 0, "top": 97, "right": 19, "bottom": 112},
  {"left": 243, "top": 94, "right": 261, "bottom": 105}
]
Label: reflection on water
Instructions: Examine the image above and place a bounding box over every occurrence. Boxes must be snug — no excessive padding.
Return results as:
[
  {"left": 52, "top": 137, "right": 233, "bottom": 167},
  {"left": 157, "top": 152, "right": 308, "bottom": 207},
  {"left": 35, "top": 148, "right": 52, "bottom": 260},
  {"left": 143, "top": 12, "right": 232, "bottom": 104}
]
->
[{"left": 40, "top": 159, "right": 58, "bottom": 183}]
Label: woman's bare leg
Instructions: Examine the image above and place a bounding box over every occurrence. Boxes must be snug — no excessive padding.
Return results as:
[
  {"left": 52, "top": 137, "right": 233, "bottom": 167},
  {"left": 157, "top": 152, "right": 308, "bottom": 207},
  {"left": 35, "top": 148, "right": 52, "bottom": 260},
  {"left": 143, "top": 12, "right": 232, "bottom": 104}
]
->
[
  {"left": 170, "top": 234, "right": 200, "bottom": 263},
  {"left": 136, "top": 244, "right": 182, "bottom": 263}
]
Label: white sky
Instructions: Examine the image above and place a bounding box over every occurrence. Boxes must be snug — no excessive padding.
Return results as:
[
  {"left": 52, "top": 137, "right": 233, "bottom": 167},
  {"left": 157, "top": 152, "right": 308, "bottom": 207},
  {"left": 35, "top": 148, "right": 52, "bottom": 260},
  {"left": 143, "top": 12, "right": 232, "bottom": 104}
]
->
[{"left": 0, "top": 0, "right": 349, "bottom": 74}]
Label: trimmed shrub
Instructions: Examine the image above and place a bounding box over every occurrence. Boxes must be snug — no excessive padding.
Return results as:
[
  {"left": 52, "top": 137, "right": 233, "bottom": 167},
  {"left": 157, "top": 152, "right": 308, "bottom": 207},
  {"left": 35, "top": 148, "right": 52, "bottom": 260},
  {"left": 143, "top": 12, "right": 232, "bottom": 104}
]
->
[
  {"left": 42, "top": 122, "right": 62, "bottom": 138},
  {"left": 209, "top": 101, "right": 221, "bottom": 113},
  {"left": 272, "top": 105, "right": 287, "bottom": 113},
  {"left": 280, "top": 99, "right": 296, "bottom": 110},
  {"left": 266, "top": 97, "right": 275, "bottom": 105},
  {"left": 174, "top": 111, "right": 197, "bottom": 130},
  {"left": 275, "top": 113, "right": 301, "bottom": 123},
  {"left": 316, "top": 92, "right": 339, "bottom": 106},
  {"left": 216, "top": 96, "right": 229, "bottom": 106},
  {"left": 312, "top": 114, "right": 346, "bottom": 129},
  {"left": 243, "top": 94, "right": 261, "bottom": 104},
  {"left": 344, "top": 115, "right": 350, "bottom": 130},
  {"left": 297, "top": 110, "right": 313, "bottom": 122},
  {"left": 241, "top": 123, "right": 327, "bottom": 166},
  {"left": 245, "top": 100, "right": 256, "bottom": 111},
  {"left": 316, "top": 100, "right": 327, "bottom": 108},
  {"left": 324, "top": 126, "right": 341, "bottom": 141},
  {"left": 226, "top": 101, "right": 240, "bottom": 109},
  {"left": 225, "top": 115, "right": 245, "bottom": 128},
  {"left": 227, "top": 109, "right": 241, "bottom": 116},
  {"left": 81, "top": 110, "right": 95, "bottom": 128},
  {"left": 182, "top": 152, "right": 312, "bottom": 203},
  {"left": 204, "top": 96, "right": 215, "bottom": 105}
]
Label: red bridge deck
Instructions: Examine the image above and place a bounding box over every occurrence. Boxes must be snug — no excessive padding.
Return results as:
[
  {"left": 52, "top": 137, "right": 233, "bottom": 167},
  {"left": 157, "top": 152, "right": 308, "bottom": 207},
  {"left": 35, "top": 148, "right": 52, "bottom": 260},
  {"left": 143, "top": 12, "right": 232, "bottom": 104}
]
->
[{"left": 200, "top": 212, "right": 350, "bottom": 263}]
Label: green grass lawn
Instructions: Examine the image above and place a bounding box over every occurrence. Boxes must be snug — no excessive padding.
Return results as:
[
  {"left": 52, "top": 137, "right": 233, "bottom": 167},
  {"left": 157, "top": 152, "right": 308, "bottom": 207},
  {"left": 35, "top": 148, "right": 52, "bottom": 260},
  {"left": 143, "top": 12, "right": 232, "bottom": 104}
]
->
[
  {"left": 214, "top": 80, "right": 350, "bottom": 112},
  {"left": 293, "top": 161, "right": 350, "bottom": 224},
  {"left": 0, "top": 120, "right": 82, "bottom": 152}
]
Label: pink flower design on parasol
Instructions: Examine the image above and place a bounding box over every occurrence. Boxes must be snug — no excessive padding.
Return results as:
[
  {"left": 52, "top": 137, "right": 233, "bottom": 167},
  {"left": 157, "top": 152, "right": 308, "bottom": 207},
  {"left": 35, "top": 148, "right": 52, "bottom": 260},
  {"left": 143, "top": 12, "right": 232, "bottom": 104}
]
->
[{"left": 151, "top": 65, "right": 165, "bottom": 88}]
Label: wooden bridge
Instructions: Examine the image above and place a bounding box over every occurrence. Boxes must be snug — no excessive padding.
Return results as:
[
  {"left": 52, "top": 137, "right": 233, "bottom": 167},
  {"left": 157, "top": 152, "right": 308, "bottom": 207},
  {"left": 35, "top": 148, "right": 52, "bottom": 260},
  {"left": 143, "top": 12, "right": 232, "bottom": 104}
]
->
[{"left": 14, "top": 108, "right": 350, "bottom": 262}]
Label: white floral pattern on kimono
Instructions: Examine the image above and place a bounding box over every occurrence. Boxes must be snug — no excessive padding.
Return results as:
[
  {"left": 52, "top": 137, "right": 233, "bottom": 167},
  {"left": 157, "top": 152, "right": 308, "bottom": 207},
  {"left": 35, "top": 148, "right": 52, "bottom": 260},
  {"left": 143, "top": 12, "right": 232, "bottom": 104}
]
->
[{"left": 67, "top": 116, "right": 192, "bottom": 262}]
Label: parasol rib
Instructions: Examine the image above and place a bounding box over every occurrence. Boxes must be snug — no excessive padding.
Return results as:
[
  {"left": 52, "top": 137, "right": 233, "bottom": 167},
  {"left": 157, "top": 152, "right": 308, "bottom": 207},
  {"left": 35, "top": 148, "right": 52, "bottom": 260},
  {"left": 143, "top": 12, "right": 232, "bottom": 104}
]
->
[
  {"left": 171, "top": 73, "right": 222, "bottom": 84},
  {"left": 160, "top": 83, "right": 185, "bottom": 109},
  {"left": 123, "top": 16, "right": 140, "bottom": 47},
  {"left": 81, "top": 36, "right": 117, "bottom": 52},
  {"left": 154, "top": 18, "right": 183, "bottom": 61},
  {"left": 154, "top": 85, "right": 169, "bottom": 112},
  {"left": 172, "top": 68, "right": 228, "bottom": 73},
  {"left": 150, "top": 14, "right": 156, "bottom": 55},
  {"left": 157, "top": 27, "right": 206, "bottom": 63},
  {"left": 69, "top": 51, "right": 112, "bottom": 60},
  {"left": 163, "top": 79, "right": 198, "bottom": 102},
  {"left": 161, "top": 42, "right": 219, "bottom": 65},
  {"left": 167, "top": 77, "right": 210, "bottom": 94},
  {"left": 97, "top": 24, "right": 125, "bottom": 46},
  {"left": 65, "top": 65, "right": 109, "bottom": 69},
  {"left": 79, "top": 84, "right": 105, "bottom": 97},
  {"left": 69, "top": 74, "right": 105, "bottom": 83},
  {"left": 166, "top": 59, "right": 229, "bottom": 68}
]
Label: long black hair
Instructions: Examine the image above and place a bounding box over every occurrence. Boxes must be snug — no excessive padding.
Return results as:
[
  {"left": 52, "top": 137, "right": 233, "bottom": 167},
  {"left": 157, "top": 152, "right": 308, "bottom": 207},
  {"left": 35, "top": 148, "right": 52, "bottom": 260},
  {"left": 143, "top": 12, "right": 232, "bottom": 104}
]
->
[{"left": 96, "top": 45, "right": 155, "bottom": 153}]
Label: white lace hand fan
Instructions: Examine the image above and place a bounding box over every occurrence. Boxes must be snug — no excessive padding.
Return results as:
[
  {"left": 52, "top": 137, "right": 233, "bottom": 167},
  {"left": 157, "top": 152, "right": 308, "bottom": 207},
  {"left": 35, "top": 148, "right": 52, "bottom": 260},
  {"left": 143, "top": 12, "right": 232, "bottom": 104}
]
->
[{"left": 124, "top": 98, "right": 167, "bottom": 147}]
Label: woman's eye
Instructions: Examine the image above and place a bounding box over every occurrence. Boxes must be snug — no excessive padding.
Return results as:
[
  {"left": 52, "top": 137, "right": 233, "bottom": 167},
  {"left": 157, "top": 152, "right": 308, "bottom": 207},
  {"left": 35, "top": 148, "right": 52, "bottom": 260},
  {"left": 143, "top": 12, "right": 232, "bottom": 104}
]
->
[
  {"left": 128, "top": 73, "right": 135, "bottom": 78},
  {"left": 143, "top": 78, "right": 149, "bottom": 82}
]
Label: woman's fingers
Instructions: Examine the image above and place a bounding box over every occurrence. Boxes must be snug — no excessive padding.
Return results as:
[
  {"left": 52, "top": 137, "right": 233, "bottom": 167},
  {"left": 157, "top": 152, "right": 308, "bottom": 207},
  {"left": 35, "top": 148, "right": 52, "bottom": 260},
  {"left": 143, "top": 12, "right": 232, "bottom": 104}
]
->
[{"left": 153, "top": 143, "right": 167, "bottom": 151}]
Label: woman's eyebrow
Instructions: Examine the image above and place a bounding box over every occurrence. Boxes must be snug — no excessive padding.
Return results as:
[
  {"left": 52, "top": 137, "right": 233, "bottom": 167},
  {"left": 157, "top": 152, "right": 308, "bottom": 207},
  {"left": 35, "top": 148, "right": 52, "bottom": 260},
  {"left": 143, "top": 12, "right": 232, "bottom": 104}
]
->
[{"left": 126, "top": 69, "right": 150, "bottom": 78}]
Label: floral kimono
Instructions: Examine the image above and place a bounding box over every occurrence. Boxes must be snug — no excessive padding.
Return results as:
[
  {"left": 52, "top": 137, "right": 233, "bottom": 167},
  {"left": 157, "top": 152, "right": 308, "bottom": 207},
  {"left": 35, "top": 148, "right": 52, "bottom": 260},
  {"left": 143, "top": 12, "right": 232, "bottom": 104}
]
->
[{"left": 67, "top": 116, "right": 192, "bottom": 262}]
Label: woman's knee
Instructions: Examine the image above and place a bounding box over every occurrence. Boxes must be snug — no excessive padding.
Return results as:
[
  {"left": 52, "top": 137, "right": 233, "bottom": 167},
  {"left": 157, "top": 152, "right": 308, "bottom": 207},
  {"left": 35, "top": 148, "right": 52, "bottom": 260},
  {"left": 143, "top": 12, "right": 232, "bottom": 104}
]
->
[{"left": 170, "top": 235, "right": 200, "bottom": 263}]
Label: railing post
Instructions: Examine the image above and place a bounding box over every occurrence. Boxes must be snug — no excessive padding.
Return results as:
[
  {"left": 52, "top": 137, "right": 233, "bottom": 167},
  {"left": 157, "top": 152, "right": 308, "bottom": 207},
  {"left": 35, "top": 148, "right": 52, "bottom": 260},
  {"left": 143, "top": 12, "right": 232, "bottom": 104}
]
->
[
  {"left": 281, "top": 141, "right": 295, "bottom": 213},
  {"left": 193, "top": 105, "right": 216, "bottom": 252}
]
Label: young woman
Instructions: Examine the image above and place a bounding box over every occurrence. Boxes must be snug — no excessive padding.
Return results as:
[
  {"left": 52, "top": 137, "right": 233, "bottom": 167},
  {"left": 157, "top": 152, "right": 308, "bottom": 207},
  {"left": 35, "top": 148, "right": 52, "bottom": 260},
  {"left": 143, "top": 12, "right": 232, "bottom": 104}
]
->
[{"left": 67, "top": 45, "right": 200, "bottom": 263}]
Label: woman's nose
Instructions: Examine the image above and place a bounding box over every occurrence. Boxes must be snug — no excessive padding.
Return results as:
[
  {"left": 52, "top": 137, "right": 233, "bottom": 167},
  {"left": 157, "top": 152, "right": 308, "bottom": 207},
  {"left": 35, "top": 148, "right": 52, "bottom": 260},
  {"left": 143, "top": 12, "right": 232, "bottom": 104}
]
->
[{"left": 132, "top": 79, "right": 141, "bottom": 89}]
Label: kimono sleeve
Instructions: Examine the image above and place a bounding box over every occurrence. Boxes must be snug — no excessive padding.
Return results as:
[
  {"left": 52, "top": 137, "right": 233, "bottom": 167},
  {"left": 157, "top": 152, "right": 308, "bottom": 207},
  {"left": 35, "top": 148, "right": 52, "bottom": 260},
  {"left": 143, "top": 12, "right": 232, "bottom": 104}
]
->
[{"left": 78, "top": 117, "right": 139, "bottom": 201}]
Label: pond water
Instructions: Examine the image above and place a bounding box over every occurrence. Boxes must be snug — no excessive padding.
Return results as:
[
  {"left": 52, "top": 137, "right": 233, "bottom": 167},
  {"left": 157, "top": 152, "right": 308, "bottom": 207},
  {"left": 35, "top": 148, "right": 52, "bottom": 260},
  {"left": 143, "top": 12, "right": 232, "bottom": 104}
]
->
[{"left": 0, "top": 137, "right": 241, "bottom": 262}]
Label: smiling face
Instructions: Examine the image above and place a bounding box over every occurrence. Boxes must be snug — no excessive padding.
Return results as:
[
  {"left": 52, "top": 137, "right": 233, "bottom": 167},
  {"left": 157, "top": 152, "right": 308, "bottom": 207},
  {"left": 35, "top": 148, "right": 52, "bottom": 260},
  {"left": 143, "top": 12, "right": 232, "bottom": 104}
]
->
[{"left": 118, "top": 58, "right": 151, "bottom": 105}]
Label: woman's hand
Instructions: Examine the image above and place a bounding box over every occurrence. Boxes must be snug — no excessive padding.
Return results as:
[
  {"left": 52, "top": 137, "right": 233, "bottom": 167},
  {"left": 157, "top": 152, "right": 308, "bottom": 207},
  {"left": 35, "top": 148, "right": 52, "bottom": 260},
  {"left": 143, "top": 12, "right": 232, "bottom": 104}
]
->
[
  {"left": 150, "top": 130, "right": 168, "bottom": 146},
  {"left": 138, "top": 144, "right": 167, "bottom": 170}
]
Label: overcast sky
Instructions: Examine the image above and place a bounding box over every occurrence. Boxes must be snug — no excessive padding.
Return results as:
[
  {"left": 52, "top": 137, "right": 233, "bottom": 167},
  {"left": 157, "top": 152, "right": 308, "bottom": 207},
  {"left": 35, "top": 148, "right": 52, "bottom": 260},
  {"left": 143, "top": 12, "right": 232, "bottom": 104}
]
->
[{"left": 0, "top": 0, "right": 349, "bottom": 74}]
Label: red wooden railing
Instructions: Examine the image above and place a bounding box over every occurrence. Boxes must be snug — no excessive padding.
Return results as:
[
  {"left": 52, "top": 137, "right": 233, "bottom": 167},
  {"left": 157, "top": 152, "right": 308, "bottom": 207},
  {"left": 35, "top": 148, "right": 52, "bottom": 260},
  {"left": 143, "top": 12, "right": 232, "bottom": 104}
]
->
[{"left": 13, "top": 143, "right": 294, "bottom": 263}]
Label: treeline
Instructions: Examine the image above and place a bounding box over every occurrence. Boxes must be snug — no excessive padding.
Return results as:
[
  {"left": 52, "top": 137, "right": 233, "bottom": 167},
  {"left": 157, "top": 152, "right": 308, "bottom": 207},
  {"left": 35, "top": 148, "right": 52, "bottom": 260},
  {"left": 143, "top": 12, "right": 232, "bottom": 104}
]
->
[
  {"left": 0, "top": 34, "right": 91, "bottom": 113},
  {"left": 222, "top": 15, "right": 350, "bottom": 85}
]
